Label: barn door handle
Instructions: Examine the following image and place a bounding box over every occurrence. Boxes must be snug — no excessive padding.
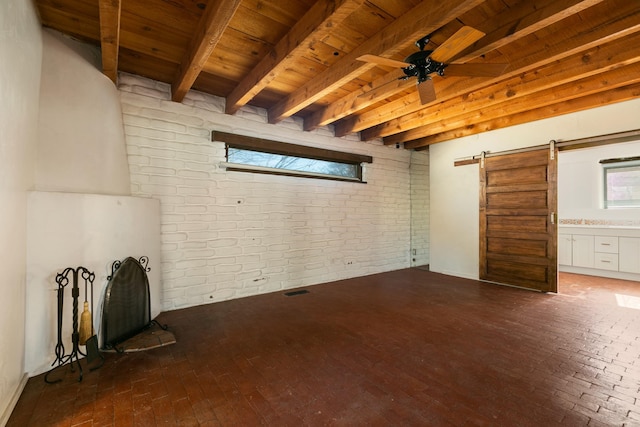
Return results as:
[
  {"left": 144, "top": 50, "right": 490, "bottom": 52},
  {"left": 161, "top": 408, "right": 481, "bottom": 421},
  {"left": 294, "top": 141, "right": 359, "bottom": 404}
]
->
[{"left": 550, "top": 212, "right": 555, "bottom": 224}]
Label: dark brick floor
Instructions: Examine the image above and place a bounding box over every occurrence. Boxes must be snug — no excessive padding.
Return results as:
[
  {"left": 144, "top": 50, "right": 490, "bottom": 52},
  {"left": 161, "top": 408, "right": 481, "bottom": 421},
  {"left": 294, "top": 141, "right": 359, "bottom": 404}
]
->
[{"left": 8, "top": 270, "right": 640, "bottom": 426}]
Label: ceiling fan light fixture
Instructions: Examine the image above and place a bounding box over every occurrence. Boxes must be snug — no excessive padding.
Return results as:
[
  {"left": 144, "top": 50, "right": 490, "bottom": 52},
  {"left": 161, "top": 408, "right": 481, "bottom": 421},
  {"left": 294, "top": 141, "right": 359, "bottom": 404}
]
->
[
  {"left": 403, "top": 50, "right": 431, "bottom": 66},
  {"left": 358, "top": 26, "right": 500, "bottom": 105},
  {"left": 401, "top": 50, "right": 445, "bottom": 82},
  {"left": 415, "top": 35, "right": 431, "bottom": 51}
]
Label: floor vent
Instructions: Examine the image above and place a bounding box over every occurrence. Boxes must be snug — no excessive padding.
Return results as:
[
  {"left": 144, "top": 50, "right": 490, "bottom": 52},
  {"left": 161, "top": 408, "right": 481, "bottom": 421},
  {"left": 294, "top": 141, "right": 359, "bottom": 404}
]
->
[{"left": 284, "top": 289, "right": 309, "bottom": 296}]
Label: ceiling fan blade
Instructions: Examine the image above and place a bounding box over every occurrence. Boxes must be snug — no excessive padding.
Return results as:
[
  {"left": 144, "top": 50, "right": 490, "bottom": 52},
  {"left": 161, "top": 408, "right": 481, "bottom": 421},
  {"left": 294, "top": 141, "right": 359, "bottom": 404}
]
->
[
  {"left": 444, "top": 63, "right": 508, "bottom": 77},
  {"left": 417, "top": 78, "right": 436, "bottom": 104},
  {"left": 357, "top": 54, "right": 409, "bottom": 69},
  {"left": 430, "top": 26, "right": 485, "bottom": 64}
]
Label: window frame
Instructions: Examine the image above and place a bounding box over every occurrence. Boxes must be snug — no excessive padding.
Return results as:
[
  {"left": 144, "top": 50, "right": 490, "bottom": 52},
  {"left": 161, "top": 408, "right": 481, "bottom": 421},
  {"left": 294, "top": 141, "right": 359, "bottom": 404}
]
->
[
  {"left": 601, "top": 156, "right": 640, "bottom": 209},
  {"left": 213, "top": 131, "right": 372, "bottom": 183}
]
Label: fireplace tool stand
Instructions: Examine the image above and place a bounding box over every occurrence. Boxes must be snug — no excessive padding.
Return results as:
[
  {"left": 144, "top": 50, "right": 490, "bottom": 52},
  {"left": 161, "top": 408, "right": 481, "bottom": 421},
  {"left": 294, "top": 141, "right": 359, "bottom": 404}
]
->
[{"left": 44, "top": 266, "right": 104, "bottom": 384}]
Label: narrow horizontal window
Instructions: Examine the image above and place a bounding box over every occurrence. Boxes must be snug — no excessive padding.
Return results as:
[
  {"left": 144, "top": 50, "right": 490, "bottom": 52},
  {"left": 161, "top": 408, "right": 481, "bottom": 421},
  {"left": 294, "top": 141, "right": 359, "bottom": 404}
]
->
[
  {"left": 213, "top": 131, "right": 372, "bottom": 183},
  {"left": 601, "top": 157, "right": 640, "bottom": 208}
]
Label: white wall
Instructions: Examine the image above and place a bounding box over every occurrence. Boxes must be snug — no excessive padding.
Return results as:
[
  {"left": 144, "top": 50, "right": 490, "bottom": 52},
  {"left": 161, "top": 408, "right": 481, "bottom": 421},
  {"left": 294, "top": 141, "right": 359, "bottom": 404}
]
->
[
  {"left": 36, "top": 29, "right": 130, "bottom": 195},
  {"left": 119, "top": 73, "right": 418, "bottom": 310},
  {"left": 0, "top": 22, "right": 427, "bottom": 391},
  {"left": 559, "top": 140, "right": 640, "bottom": 224},
  {"left": 25, "top": 192, "right": 161, "bottom": 376},
  {"left": 0, "top": 0, "right": 42, "bottom": 423},
  {"left": 21, "top": 29, "right": 162, "bottom": 377},
  {"left": 429, "top": 97, "right": 640, "bottom": 280}
]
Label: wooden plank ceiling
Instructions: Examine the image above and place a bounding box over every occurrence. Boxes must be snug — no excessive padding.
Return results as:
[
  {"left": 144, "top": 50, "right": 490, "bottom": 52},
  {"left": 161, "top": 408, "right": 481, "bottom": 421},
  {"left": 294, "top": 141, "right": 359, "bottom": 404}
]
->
[{"left": 35, "top": 0, "right": 640, "bottom": 149}]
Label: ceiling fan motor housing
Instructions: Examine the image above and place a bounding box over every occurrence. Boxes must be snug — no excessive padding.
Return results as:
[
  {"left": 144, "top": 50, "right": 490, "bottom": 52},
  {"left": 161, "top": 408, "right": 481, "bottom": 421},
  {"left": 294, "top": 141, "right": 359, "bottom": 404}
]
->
[{"left": 402, "top": 50, "right": 446, "bottom": 82}]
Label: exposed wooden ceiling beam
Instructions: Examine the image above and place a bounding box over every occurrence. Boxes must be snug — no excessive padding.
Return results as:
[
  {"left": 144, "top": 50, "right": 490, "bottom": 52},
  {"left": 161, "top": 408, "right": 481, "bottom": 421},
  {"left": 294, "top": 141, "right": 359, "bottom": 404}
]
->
[
  {"left": 266, "top": 0, "right": 485, "bottom": 124},
  {"left": 327, "top": 0, "right": 604, "bottom": 137},
  {"left": 383, "top": 31, "right": 640, "bottom": 144},
  {"left": 37, "top": 0, "right": 640, "bottom": 148},
  {"left": 171, "top": 0, "right": 242, "bottom": 103},
  {"left": 225, "top": 0, "right": 365, "bottom": 115},
  {"left": 405, "top": 81, "right": 640, "bottom": 149},
  {"left": 337, "top": 0, "right": 640, "bottom": 139},
  {"left": 98, "top": 0, "right": 121, "bottom": 84},
  {"left": 303, "top": 70, "right": 413, "bottom": 131},
  {"left": 452, "top": 0, "right": 606, "bottom": 64},
  {"left": 393, "top": 61, "right": 640, "bottom": 147}
]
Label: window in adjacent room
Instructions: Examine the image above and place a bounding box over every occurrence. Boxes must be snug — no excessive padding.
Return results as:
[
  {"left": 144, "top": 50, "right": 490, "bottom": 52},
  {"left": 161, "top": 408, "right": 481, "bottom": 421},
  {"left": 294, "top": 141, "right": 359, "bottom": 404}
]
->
[
  {"left": 601, "top": 157, "right": 640, "bottom": 208},
  {"left": 214, "top": 131, "right": 372, "bottom": 183}
]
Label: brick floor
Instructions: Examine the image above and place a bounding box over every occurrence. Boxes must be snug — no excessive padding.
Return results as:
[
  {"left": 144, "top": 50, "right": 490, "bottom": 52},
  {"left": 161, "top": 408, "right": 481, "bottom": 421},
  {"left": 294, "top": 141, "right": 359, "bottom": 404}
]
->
[{"left": 7, "top": 270, "right": 640, "bottom": 426}]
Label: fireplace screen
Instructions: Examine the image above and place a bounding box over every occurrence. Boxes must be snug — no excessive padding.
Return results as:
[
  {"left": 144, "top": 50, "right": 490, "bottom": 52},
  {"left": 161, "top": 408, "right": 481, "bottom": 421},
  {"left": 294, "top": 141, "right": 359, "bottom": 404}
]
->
[{"left": 102, "top": 256, "right": 152, "bottom": 350}]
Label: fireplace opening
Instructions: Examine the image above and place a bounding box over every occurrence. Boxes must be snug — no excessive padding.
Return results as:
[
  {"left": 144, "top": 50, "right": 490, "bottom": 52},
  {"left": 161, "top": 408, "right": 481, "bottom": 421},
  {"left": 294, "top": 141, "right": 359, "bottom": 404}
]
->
[{"left": 102, "top": 256, "right": 155, "bottom": 350}]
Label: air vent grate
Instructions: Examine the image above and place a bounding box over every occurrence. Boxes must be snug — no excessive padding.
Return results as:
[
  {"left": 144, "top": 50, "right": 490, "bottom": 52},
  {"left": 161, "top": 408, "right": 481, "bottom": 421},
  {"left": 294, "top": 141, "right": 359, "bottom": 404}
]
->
[{"left": 284, "top": 289, "right": 309, "bottom": 296}]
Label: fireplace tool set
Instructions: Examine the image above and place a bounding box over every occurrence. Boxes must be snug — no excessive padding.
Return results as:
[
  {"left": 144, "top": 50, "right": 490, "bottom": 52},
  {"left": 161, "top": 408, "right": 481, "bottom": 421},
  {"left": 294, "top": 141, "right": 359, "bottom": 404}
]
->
[
  {"left": 44, "top": 256, "right": 172, "bottom": 383},
  {"left": 44, "top": 266, "right": 104, "bottom": 383}
]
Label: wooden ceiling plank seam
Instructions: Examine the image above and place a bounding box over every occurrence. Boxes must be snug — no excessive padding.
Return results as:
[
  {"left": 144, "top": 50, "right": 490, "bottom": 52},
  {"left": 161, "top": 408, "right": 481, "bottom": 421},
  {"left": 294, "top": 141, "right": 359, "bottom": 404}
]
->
[
  {"left": 38, "top": 5, "right": 101, "bottom": 41},
  {"left": 404, "top": 82, "right": 640, "bottom": 149},
  {"left": 380, "top": 31, "right": 640, "bottom": 143},
  {"left": 333, "top": 90, "right": 421, "bottom": 138},
  {"left": 230, "top": 5, "right": 291, "bottom": 45},
  {"left": 303, "top": 69, "right": 413, "bottom": 131},
  {"left": 171, "top": 0, "right": 243, "bottom": 103},
  {"left": 211, "top": 30, "right": 273, "bottom": 57},
  {"left": 388, "top": 61, "right": 640, "bottom": 145},
  {"left": 266, "top": 0, "right": 486, "bottom": 124},
  {"left": 98, "top": 0, "right": 121, "bottom": 84},
  {"left": 237, "top": 0, "right": 313, "bottom": 28},
  {"left": 453, "top": 0, "right": 606, "bottom": 64},
  {"left": 37, "top": 0, "right": 98, "bottom": 16},
  {"left": 121, "top": 0, "right": 203, "bottom": 32},
  {"left": 339, "top": 2, "right": 399, "bottom": 40},
  {"left": 118, "top": 11, "right": 195, "bottom": 44},
  {"left": 321, "top": 26, "right": 369, "bottom": 52},
  {"left": 338, "top": 0, "right": 640, "bottom": 138},
  {"left": 117, "top": 28, "right": 187, "bottom": 64},
  {"left": 225, "top": 0, "right": 366, "bottom": 115}
]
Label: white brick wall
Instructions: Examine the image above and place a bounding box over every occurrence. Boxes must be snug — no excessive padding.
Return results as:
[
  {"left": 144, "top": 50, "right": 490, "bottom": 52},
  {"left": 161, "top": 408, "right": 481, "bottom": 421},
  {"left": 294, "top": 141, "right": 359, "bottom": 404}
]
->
[
  {"left": 119, "top": 73, "right": 427, "bottom": 311},
  {"left": 410, "top": 151, "right": 430, "bottom": 267}
]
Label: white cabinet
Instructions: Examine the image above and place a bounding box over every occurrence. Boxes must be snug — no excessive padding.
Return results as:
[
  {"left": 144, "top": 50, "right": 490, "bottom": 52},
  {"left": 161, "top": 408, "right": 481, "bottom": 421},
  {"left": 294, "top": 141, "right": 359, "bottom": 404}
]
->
[
  {"left": 558, "top": 234, "right": 595, "bottom": 268},
  {"left": 594, "top": 236, "right": 619, "bottom": 271},
  {"left": 595, "top": 236, "right": 618, "bottom": 253},
  {"left": 572, "top": 235, "right": 594, "bottom": 268},
  {"left": 619, "top": 237, "right": 640, "bottom": 273},
  {"left": 559, "top": 227, "right": 640, "bottom": 279},
  {"left": 594, "top": 252, "right": 618, "bottom": 271},
  {"left": 558, "top": 234, "right": 573, "bottom": 265}
]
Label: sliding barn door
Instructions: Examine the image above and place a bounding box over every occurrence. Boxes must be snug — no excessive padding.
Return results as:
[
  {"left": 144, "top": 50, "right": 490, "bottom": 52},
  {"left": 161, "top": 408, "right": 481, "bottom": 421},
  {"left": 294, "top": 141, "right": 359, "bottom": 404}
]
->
[{"left": 479, "top": 148, "right": 558, "bottom": 292}]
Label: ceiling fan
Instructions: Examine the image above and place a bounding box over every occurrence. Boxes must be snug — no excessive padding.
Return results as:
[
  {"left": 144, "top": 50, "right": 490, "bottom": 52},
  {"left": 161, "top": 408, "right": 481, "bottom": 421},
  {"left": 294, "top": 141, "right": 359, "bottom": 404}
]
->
[{"left": 358, "top": 26, "right": 508, "bottom": 104}]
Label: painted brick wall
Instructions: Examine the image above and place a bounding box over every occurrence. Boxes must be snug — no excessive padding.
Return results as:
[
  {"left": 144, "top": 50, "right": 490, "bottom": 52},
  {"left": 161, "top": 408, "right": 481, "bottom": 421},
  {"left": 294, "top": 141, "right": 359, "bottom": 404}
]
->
[
  {"left": 410, "top": 151, "right": 430, "bottom": 267},
  {"left": 119, "top": 73, "right": 426, "bottom": 311}
]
